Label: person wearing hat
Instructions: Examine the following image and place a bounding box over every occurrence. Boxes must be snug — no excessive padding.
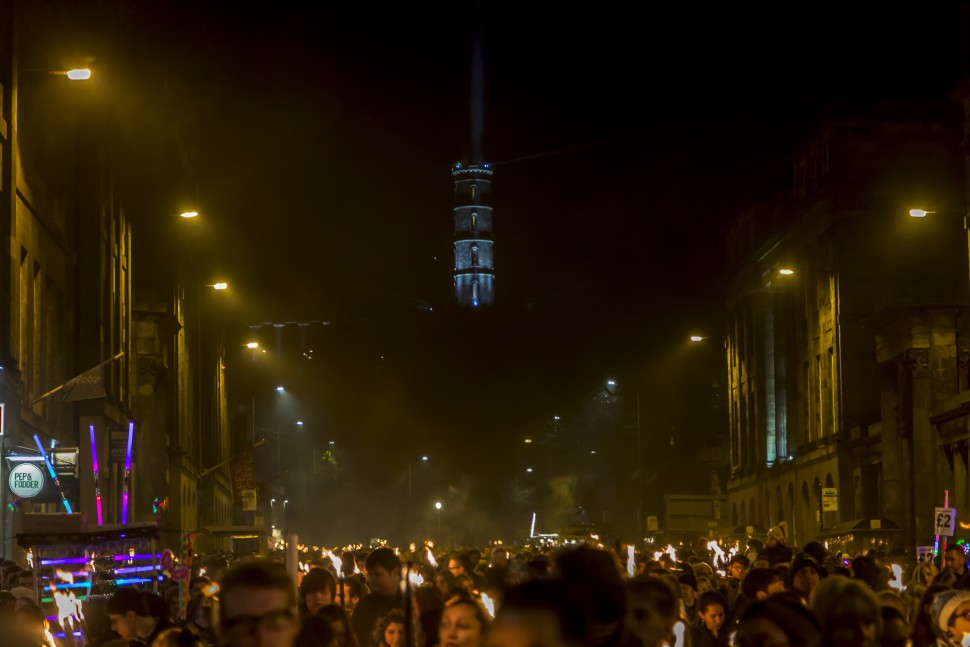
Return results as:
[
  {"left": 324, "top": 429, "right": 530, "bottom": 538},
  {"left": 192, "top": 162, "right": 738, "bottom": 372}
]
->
[
  {"left": 789, "top": 554, "right": 822, "bottom": 605},
  {"left": 677, "top": 571, "right": 699, "bottom": 620},
  {"left": 930, "top": 588, "right": 970, "bottom": 646},
  {"left": 765, "top": 522, "right": 794, "bottom": 565}
]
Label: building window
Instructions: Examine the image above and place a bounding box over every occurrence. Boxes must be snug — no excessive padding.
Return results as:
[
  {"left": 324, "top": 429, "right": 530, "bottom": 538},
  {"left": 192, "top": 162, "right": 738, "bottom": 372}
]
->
[
  {"left": 471, "top": 246, "right": 479, "bottom": 267},
  {"left": 471, "top": 185, "right": 477, "bottom": 200},
  {"left": 471, "top": 212, "right": 478, "bottom": 232}
]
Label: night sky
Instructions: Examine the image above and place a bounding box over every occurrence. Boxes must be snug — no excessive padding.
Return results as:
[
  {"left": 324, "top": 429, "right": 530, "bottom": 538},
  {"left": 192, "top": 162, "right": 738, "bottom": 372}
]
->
[{"left": 84, "top": 4, "right": 969, "bottom": 541}]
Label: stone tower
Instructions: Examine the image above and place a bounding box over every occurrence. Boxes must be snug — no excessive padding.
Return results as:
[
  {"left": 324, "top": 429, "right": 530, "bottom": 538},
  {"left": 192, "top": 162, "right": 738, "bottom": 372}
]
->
[{"left": 453, "top": 162, "right": 494, "bottom": 307}]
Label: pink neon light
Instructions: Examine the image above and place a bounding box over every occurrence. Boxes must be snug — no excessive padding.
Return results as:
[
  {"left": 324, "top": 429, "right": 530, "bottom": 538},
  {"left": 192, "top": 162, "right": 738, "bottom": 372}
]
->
[{"left": 89, "top": 424, "right": 103, "bottom": 526}]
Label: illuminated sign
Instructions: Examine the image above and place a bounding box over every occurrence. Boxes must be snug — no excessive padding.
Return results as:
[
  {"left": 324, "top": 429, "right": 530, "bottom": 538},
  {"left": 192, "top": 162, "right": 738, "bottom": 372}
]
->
[{"left": 9, "top": 462, "right": 46, "bottom": 499}]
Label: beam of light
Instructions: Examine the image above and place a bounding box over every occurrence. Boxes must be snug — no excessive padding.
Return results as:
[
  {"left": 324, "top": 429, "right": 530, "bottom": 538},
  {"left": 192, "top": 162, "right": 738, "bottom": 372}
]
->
[
  {"left": 89, "top": 424, "right": 103, "bottom": 526},
  {"left": 33, "top": 434, "right": 72, "bottom": 513},
  {"left": 121, "top": 421, "right": 134, "bottom": 524},
  {"left": 626, "top": 545, "right": 635, "bottom": 577},
  {"left": 481, "top": 592, "right": 496, "bottom": 619},
  {"left": 530, "top": 512, "right": 536, "bottom": 538},
  {"left": 42, "top": 557, "right": 88, "bottom": 566}
]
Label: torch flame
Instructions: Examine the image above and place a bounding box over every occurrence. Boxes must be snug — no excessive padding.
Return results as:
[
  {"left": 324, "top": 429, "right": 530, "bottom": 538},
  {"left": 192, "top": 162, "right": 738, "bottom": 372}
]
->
[
  {"left": 626, "top": 545, "right": 635, "bottom": 577},
  {"left": 324, "top": 550, "right": 343, "bottom": 575},
  {"left": 408, "top": 570, "right": 424, "bottom": 587},
  {"left": 481, "top": 592, "right": 496, "bottom": 619},
  {"left": 665, "top": 545, "right": 678, "bottom": 563},
  {"left": 707, "top": 540, "right": 726, "bottom": 564},
  {"left": 653, "top": 550, "right": 664, "bottom": 561},
  {"left": 53, "top": 587, "right": 84, "bottom": 633},
  {"left": 55, "top": 569, "right": 75, "bottom": 584},
  {"left": 962, "top": 634, "right": 970, "bottom": 647},
  {"left": 426, "top": 547, "right": 437, "bottom": 568},
  {"left": 889, "top": 564, "right": 905, "bottom": 592},
  {"left": 672, "top": 620, "right": 685, "bottom": 647}
]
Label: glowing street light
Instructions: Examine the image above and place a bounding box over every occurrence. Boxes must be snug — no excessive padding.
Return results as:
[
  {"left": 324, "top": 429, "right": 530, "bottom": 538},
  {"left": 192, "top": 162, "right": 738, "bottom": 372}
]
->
[
  {"left": 909, "top": 208, "right": 932, "bottom": 218},
  {"left": 690, "top": 335, "right": 704, "bottom": 342},
  {"left": 211, "top": 282, "right": 228, "bottom": 290},
  {"left": 524, "top": 438, "right": 532, "bottom": 444},
  {"left": 435, "top": 501, "right": 442, "bottom": 510},
  {"left": 778, "top": 268, "right": 795, "bottom": 276},
  {"left": 65, "top": 68, "right": 92, "bottom": 81},
  {"left": 180, "top": 211, "right": 199, "bottom": 219},
  {"left": 296, "top": 421, "right": 303, "bottom": 427},
  {"left": 245, "top": 342, "right": 259, "bottom": 349},
  {"left": 276, "top": 386, "right": 285, "bottom": 393}
]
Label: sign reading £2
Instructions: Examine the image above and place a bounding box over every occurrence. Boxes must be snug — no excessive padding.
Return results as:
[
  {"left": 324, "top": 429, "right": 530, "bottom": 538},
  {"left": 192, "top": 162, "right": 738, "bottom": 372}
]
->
[{"left": 8, "top": 463, "right": 46, "bottom": 499}]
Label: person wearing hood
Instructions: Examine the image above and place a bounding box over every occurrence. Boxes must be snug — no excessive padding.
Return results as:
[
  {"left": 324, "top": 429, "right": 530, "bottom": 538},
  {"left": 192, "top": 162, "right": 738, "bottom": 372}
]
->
[{"left": 930, "top": 589, "right": 970, "bottom": 646}]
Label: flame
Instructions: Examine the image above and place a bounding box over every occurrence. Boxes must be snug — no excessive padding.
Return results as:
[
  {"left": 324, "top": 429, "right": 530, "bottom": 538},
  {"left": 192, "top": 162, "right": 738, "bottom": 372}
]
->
[
  {"left": 665, "top": 545, "right": 678, "bottom": 563},
  {"left": 409, "top": 543, "right": 416, "bottom": 553},
  {"left": 55, "top": 569, "right": 75, "bottom": 584},
  {"left": 481, "top": 592, "right": 496, "bottom": 618},
  {"left": 626, "top": 545, "right": 635, "bottom": 577},
  {"left": 653, "top": 550, "right": 664, "bottom": 561},
  {"left": 426, "top": 547, "right": 437, "bottom": 568},
  {"left": 672, "top": 621, "right": 685, "bottom": 647},
  {"left": 53, "top": 587, "right": 84, "bottom": 633},
  {"left": 324, "top": 550, "right": 343, "bottom": 575},
  {"left": 198, "top": 567, "right": 206, "bottom": 578},
  {"left": 408, "top": 570, "right": 424, "bottom": 586},
  {"left": 26, "top": 549, "right": 34, "bottom": 569},
  {"left": 889, "top": 564, "right": 905, "bottom": 592},
  {"left": 707, "top": 540, "right": 726, "bottom": 566},
  {"left": 962, "top": 634, "right": 970, "bottom": 647}
]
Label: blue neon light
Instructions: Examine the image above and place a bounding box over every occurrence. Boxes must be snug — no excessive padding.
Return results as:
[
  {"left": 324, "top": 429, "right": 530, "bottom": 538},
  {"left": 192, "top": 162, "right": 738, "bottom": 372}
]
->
[{"left": 41, "top": 558, "right": 88, "bottom": 566}]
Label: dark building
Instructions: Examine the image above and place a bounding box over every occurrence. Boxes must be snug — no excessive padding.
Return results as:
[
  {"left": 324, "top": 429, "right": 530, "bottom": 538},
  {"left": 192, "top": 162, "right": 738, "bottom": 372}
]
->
[
  {"left": 453, "top": 162, "right": 494, "bottom": 307},
  {"left": 725, "top": 100, "right": 967, "bottom": 553}
]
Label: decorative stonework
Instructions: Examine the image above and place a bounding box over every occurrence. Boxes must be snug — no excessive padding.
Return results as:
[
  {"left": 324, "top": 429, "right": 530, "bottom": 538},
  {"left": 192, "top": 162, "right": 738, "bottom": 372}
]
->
[{"left": 904, "top": 348, "right": 930, "bottom": 374}]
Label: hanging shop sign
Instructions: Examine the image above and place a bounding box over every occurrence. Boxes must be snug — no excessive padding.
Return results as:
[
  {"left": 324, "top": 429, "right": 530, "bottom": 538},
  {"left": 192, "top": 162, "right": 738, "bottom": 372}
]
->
[{"left": 8, "top": 462, "right": 45, "bottom": 499}]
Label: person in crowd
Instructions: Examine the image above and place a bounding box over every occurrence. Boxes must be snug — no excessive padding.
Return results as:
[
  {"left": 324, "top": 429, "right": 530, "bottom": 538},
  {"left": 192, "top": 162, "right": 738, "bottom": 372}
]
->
[
  {"left": 929, "top": 588, "right": 970, "bottom": 646},
  {"left": 880, "top": 605, "right": 909, "bottom": 647},
  {"left": 942, "top": 546, "right": 970, "bottom": 589},
  {"left": 10, "top": 569, "right": 35, "bottom": 604},
  {"left": 811, "top": 575, "right": 882, "bottom": 647},
  {"left": 554, "top": 545, "right": 638, "bottom": 647},
  {"left": 625, "top": 576, "right": 680, "bottom": 647},
  {"left": 296, "top": 616, "right": 336, "bottom": 647},
  {"left": 318, "top": 604, "right": 359, "bottom": 647},
  {"left": 678, "top": 572, "right": 699, "bottom": 620},
  {"left": 344, "top": 577, "right": 364, "bottom": 613},
  {"left": 186, "top": 589, "right": 218, "bottom": 644},
  {"left": 434, "top": 570, "right": 457, "bottom": 601},
  {"left": 13, "top": 602, "right": 52, "bottom": 647},
  {"left": 751, "top": 553, "right": 771, "bottom": 570},
  {"left": 490, "top": 547, "right": 509, "bottom": 572},
  {"left": 352, "top": 548, "right": 404, "bottom": 647},
  {"left": 217, "top": 558, "right": 300, "bottom": 647},
  {"left": 740, "top": 567, "right": 785, "bottom": 603},
  {"left": 447, "top": 554, "right": 484, "bottom": 591},
  {"left": 153, "top": 627, "right": 204, "bottom": 647},
  {"left": 907, "top": 560, "right": 940, "bottom": 622},
  {"left": 853, "top": 554, "right": 891, "bottom": 592},
  {"left": 107, "top": 587, "right": 175, "bottom": 646},
  {"left": 789, "top": 553, "right": 823, "bottom": 604},
  {"left": 734, "top": 593, "right": 821, "bottom": 647},
  {"left": 877, "top": 590, "right": 908, "bottom": 623},
  {"left": 690, "top": 590, "right": 728, "bottom": 647},
  {"left": 439, "top": 596, "right": 489, "bottom": 647},
  {"left": 765, "top": 522, "right": 793, "bottom": 565},
  {"left": 371, "top": 610, "right": 407, "bottom": 647},
  {"left": 487, "top": 579, "right": 584, "bottom": 647},
  {"left": 409, "top": 585, "right": 443, "bottom": 647},
  {"left": 301, "top": 568, "right": 338, "bottom": 619},
  {"left": 911, "top": 584, "right": 951, "bottom": 647}
]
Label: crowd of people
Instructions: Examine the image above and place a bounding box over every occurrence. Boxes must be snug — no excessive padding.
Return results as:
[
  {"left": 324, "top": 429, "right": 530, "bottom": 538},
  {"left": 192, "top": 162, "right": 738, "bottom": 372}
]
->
[{"left": 6, "top": 522, "right": 970, "bottom": 646}]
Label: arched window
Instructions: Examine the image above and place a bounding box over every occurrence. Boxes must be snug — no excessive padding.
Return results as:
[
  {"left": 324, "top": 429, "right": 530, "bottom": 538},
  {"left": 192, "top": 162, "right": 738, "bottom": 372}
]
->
[
  {"left": 471, "top": 185, "right": 477, "bottom": 200},
  {"left": 471, "top": 246, "right": 479, "bottom": 267},
  {"left": 471, "top": 212, "right": 478, "bottom": 232}
]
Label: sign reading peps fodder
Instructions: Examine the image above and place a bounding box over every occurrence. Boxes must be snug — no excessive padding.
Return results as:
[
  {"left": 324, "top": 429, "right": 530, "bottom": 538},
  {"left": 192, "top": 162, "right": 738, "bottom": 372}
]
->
[{"left": 9, "top": 462, "right": 46, "bottom": 499}]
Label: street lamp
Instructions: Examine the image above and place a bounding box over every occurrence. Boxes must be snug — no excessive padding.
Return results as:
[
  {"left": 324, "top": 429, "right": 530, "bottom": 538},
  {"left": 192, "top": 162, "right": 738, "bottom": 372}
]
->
[
  {"left": 197, "top": 281, "right": 229, "bottom": 470},
  {"left": 180, "top": 211, "right": 199, "bottom": 219},
  {"left": 65, "top": 68, "right": 92, "bottom": 81},
  {"left": 245, "top": 342, "right": 259, "bottom": 349}
]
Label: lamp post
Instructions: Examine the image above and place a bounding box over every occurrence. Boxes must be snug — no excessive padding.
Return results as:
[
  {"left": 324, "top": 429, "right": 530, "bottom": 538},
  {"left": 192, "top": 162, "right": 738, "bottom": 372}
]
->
[
  {"left": 197, "top": 281, "right": 228, "bottom": 471},
  {"left": 435, "top": 501, "right": 443, "bottom": 545}
]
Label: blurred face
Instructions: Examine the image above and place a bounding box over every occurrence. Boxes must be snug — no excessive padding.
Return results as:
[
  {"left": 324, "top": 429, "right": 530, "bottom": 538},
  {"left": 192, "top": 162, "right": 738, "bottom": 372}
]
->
[
  {"left": 735, "top": 617, "right": 790, "bottom": 647},
  {"left": 487, "top": 610, "right": 568, "bottom": 647},
  {"left": 440, "top": 603, "right": 483, "bottom": 647},
  {"left": 435, "top": 574, "right": 451, "bottom": 598},
  {"left": 766, "top": 577, "right": 785, "bottom": 596},
  {"left": 109, "top": 612, "right": 138, "bottom": 640},
  {"left": 679, "top": 584, "right": 695, "bottom": 606},
  {"left": 728, "top": 562, "right": 745, "bottom": 579},
  {"left": 699, "top": 603, "right": 725, "bottom": 635},
  {"left": 305, "top": 589, "right": 332, "bottom": 614},
  {"left": 824, "top": 601, "right": 879, "bottom": 647},
  {"left": 448, "top": 561, "right": 465, "bottom": 576},
  {"left": 626, "top": 591, "right": 673, "bottom": 647},
  {"left": 753, "top": 557, "right": 771, "bottom": 570},
  {"left": 696, "top": 578, "right": 713, "bottom": 595},
  {"left": 327, "top": 619, "right": 348, "bottom": 647},
  {"left": 791, "top": 566, "right": 819, "bottom": 596},
  {"left": 220, "top": 586, "right": 298, "bottom": 647},
  {"left": 18, "top": 573, "right": 34, "bottom": 589},
  {"left": 384, "top": 622, "right": 405, "bottom": 647},
  {"left": 950, "top": 601, "right": 970, "bottom": 639},
  {"left": 368, "top": 566, "right": 401, "bottom": 596},
  {"left": 946, "top": 550, "right": 967, "bottom": 572}
]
